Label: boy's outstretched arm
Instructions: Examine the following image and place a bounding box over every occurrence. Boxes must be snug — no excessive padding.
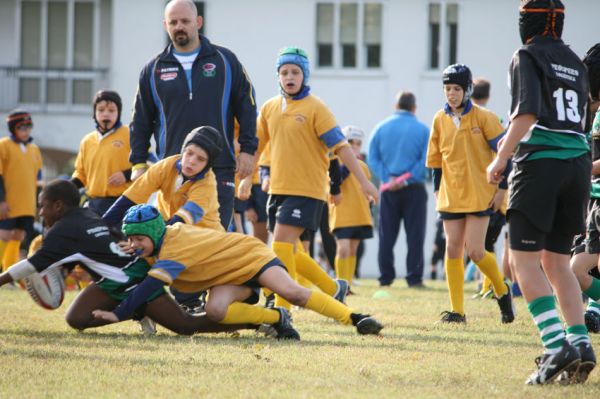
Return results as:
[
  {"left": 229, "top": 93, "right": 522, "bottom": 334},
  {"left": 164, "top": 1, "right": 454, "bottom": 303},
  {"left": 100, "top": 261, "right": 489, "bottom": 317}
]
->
[
  {"left": 0, "top": 259, "right": 37, "bottom": 286},
  {"left": 335, "top": 145, "right": 379, "bottom": 203}
]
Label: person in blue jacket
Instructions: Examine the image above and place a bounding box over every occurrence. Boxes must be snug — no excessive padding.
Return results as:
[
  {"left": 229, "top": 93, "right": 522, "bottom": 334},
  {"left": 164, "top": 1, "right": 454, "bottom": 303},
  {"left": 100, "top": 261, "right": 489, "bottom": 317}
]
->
[
  {"left": 129, "top": 0, "right": 257, "bottom": 231},
  {"left": 129, "top": 0, "right": 258, "bottom": 309}
]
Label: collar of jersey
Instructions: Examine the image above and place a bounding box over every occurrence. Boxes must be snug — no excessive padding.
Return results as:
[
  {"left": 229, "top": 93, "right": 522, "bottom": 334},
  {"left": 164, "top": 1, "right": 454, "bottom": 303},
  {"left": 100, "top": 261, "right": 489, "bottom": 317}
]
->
[
  {"left": 10, "top": 135, "right": 33, "bottom": 144},
  {"left": 444, "top": 100, "right": 473, "bottom": 116}
]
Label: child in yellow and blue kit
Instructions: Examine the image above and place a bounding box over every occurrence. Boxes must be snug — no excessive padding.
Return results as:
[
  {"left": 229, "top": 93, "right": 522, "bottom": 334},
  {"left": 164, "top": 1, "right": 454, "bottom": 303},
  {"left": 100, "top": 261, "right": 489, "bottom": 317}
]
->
[
  {"left": 102, "top": 126, "right": 223, "bottom": 232},
  {"left": 257, "top": 47, "right": 379, "bottom": 310},
  {"left": 92, "top": 204, "right": 384, "bottom": 339},
  {"left": 426, "top": 63, "right": 513, "bottom": 324},
  {"left": 71, "top": 90, "right": 132, "bottom": 217},
  {"left": 0, "top": 110, "right": 43, "bottom": 272},
  {"left": 329, "top": 126, "right": 373, "bottom": 288}
]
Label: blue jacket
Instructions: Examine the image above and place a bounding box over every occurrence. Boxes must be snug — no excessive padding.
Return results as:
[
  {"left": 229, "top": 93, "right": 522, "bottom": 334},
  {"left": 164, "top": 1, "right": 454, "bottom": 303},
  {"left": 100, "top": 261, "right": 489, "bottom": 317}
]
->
[
  {"left": 130, "top": 34, "right": 257, "bottom": 170},
  {"left": 368, "top": 110, "right": 429, "bottom": 185}
]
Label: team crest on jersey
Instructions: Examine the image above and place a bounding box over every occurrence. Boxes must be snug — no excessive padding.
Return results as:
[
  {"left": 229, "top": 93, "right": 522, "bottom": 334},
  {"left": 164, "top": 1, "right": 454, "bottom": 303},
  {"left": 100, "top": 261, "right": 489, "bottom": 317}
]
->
[
  {"left": 203, "top": 63, "right": 216, "bottom": 77},
  {"left": 160, "top": 72, "right": 178, "bottom": 81},
  {"left": 112, "top": 140, "right": 124, "bottom": 148},
  {"left": 294, "top": 114, "right": 307, "bottom": 124}
]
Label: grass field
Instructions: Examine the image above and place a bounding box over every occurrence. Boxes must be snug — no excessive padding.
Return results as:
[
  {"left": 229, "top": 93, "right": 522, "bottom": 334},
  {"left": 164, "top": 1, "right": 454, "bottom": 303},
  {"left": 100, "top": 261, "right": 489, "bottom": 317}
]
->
[{"left": 1, "top": 279, "right": 599, "bottom": 398}]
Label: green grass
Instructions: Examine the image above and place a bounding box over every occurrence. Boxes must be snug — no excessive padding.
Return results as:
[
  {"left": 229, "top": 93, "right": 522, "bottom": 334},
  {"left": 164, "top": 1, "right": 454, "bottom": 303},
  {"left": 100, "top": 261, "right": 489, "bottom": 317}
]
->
[{"left": 1, "top": 280, "right": 599, "bottom": 398}]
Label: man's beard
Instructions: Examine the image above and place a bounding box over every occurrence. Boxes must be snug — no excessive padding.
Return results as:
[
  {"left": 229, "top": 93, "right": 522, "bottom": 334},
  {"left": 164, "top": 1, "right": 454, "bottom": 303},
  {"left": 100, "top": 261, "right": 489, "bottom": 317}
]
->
[{"left": 173, "top": 32, "right": 190, "bottom": 46}]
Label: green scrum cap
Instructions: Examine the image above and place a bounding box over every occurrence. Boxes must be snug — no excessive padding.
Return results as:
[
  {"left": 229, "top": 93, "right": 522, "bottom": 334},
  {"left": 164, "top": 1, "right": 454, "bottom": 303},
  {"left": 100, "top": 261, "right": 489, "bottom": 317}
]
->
[{"left": 121, "top": 204, "right": 166, "bottom": 253}]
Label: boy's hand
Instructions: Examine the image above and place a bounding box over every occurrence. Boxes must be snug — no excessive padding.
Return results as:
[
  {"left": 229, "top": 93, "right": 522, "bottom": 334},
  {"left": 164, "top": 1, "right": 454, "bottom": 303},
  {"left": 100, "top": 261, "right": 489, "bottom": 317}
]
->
[
  {"left": 131, "top": 167, "right": 147, "bottom": 181},
  {"left": 92, "top": 310, "right": 119, "bottom": 323},
  {"left": 0, "top": 202, "right": 8, "bottom": 220},
  {"left": 487, "top": 156, "right": 508, "bottom": 184},
  {"left": 107, "top": 171, "right": 126, "bottom": 186},
  {"left": 488, "top": 189, "right": 506, "bottom": 212},
  {"left": 329, "top": 193, "right": 342, "bottom": 206},
  {"left": 238, "top": 177, "right": 252, "bottom": 201},
  {"left": 361, "top": 181, "right": 379, "bottom": 204},
  {"left": 117, "top": 240, "right": 135, "bottom": 255}
]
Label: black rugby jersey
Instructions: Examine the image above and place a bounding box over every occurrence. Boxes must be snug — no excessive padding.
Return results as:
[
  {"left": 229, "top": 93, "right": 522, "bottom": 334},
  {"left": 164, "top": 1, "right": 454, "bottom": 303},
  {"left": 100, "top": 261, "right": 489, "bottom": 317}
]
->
[
  {"left": 509, "top": 36, "right": 590, "bottom": 161},
  {"left": 28, "top": 208, "right": 137, "bottom": 283}
]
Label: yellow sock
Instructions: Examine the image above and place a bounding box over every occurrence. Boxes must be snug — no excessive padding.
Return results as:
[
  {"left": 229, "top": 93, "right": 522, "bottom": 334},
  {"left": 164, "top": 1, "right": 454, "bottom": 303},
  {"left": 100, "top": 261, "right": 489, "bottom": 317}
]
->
[
  {"left": 334, "top": 256, "right": 341, "bottom": 279},
  {"left": 475, "top": 252, "right": 508, "bottom": 297},
  {"left": 220, "top": 302, "right": 280, "bottom": 324},
  {"left": 272, "top": 241, "right": 296, "bottom": 309},
  {"left": 295, "top": 251, "right": 337, "bottom": 295},
  {"left": 3, "top": 240, "right": 21, "bottom": 272},
  {"left": 445, "top": 257, "right": 465, "bottom": 315},
  {"left": 0, "top": 240, "right": 7, "bottom": 271},
  {"left": 337, "top": 256, "right": 356, "bottom": 285},
  {"left": 304, "top": 290, "right": 352, "bottom": 325},
  {"left": 297, "top": 274, "right": 313, "bottom": 288},
  {"left": 481, "top": 275, "right": 492, "bottom": 294}
]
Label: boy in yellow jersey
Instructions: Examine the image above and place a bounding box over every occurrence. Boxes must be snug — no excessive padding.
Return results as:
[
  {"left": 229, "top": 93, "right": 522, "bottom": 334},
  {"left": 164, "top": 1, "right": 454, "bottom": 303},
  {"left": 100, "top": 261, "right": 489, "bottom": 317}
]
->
[
  {"left": 426, "top": 64, "right": 514, "bottom": 324},
  {"left": 103, "top": 126, "right": 223, "bottom": 231},
  {"left": 257, "top": 47, "right": 378, "bottom": 310},
  {"left": 92, "top": 204, "right": 384, "bottom": 339},
  {"left": 0, "top": 110, "right": 42, "bottom": 273},
  {"left": 71, "top": 90, "right": 132, "bottom": 217},
  {"left": 329, "top": 126, "right": 373, "bottom": 287}
]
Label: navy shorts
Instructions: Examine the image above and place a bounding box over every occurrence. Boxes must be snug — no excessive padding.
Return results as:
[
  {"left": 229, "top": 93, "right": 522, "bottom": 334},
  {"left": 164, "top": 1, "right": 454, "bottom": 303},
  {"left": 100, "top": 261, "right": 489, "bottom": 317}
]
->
[
  {"left": 267, "top": 194, "right": 325, "bottom": 232},
  {"left": 333, "top": 225, "right": 373, "bottom": 240},
  {"left": 247, "top": 184, "right": 268, "bottom": 223},
  {"left": 244, "top": 257, "right": 284, "bottom": 289},
  {"left": 234, "top": 197, "right": 247, "bottom": 213},
  {"left": 438, "top": 208, "right": 494, "bottom": 220},
  {"left": 0, "top": 216, "right": 34, "bottom": 232}
]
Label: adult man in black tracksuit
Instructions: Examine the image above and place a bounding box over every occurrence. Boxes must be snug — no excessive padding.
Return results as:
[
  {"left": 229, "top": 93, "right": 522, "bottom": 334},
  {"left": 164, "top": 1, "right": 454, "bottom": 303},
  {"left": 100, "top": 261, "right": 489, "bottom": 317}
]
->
[
  {"left": 129, "top": 0, "right": 257, "bottom": 309},
  {"left": 129, "top": 0, "right": 257, "bottom": 231}
]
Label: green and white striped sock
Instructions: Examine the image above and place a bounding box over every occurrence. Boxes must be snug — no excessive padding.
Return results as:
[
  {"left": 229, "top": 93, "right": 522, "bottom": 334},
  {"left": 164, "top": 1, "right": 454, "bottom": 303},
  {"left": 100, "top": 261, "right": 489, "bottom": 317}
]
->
[
  {"left": 584, "top": 277, "right": 600, "bottom": 301},
  {"left": 566, "top": 324, "right": 590, "bottom": 347},
  {"left": 586, "top": 298, "right": 600, "bottom": 316},
  {"left": 528, "top": 296, "right": 565, "bottom": 354}
]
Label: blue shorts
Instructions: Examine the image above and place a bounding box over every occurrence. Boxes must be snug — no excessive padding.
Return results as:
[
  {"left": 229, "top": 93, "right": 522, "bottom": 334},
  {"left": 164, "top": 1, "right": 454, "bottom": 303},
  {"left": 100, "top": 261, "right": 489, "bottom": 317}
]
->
[
  {"left": 234, "top": 197, "right": 247, "bottom": 213},
  {"left": 333, "top": 225, "right": 373, "bottom": 240},
  {"left": 267, "top": 194, "right": 325, "bottom": 232},
  {"left": 0, "top": 216, "right": 34, "bottom": 232},
  {"left": 247, "top": 184, "right": 268, "bottom": 223},
  {"left": 244, "top": 257, "right": 284, "bottom": 289},
  {"left": 438, "top": 208, "right": 494, "bottom": 220}
]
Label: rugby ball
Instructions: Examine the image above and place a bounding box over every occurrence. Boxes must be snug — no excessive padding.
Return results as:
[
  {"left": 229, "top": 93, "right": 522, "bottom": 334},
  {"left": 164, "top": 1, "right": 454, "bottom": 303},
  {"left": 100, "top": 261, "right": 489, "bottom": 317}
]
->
[{"left": 23, "top": 267, "right": 65, "bottom": 310}]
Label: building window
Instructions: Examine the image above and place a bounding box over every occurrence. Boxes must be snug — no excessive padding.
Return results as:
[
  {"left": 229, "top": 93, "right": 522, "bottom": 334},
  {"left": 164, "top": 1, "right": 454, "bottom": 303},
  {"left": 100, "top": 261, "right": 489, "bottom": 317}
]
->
[
  {"left": 316, "top": 2, "right": 382, "bottom": 69},
  {"left": 428, "top": 4, "right": 440, "bottom": 69},
  {"left": 11, "top": 0, "right": 110, "bottom": 111},
  {"left": 428, "top": 2, "right": 459, "bottom": 70}
]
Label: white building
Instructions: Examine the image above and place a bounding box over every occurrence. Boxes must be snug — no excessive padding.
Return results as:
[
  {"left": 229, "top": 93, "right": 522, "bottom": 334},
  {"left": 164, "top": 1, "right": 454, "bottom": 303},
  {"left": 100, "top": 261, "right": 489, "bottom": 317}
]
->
[{"left": 1, "top": 0, "right": 598, "bottom": 175}]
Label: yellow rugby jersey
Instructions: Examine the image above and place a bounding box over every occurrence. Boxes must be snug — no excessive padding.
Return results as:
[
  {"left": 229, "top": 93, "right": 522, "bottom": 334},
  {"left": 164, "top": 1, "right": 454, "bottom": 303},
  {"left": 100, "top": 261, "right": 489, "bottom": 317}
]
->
[
  {"left": 72, "top": 126, "right": 132, "bottom": 198},
  {"left": 426, "top": 104, "right": 504, "bottom": 213},
  {"left": 147, "top": 223, "right": 277, "bottom": 292},
  {"left": 0, "top": 137, "right": 42, "bottom": 217},
  {"left": 329, "top": 159, "right": 373, "bottom": 230},
  {"left": 124, "top": 155, "right": 223, "bottom": 231},
  {"left": 257, "top": 94, "right": 349, "bottom": 202}
]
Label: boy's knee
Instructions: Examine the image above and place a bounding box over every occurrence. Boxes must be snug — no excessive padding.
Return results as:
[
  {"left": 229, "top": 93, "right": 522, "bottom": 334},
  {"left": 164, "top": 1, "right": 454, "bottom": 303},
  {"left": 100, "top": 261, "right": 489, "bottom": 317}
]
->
[
  {"left": 468, "top": 249, "right": 485, "bottom": 263},
  {"left": 65, "top": 312, "right": 88, "bottom": 331},
  {"left": 203, "top": 301, "right": 227, "bottom": 322}
]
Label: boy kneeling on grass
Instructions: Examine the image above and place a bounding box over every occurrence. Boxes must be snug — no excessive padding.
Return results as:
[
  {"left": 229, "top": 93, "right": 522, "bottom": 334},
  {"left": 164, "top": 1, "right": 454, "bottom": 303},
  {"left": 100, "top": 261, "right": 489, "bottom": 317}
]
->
[{"left": 92, "top": 204, "right": 384, "bottom": 339}]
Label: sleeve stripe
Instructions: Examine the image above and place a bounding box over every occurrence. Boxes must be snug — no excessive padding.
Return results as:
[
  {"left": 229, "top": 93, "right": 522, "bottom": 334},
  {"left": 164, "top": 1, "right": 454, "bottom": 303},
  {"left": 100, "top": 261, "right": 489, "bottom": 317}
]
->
[{"left": 320, "top": 126, "right": 346, "bottom": 148}]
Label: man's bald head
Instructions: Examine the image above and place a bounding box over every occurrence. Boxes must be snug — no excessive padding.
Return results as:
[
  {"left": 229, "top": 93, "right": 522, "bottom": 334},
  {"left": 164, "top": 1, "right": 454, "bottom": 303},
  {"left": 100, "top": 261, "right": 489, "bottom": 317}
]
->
[{"left": 165, "top": 0, "right": 197, "bottom": 19}]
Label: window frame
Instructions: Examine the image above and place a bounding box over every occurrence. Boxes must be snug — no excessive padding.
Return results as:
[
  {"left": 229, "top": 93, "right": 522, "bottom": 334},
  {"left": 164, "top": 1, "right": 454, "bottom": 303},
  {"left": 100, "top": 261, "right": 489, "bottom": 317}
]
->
[
  {"left": 315, "top": 1, "right": 383, "bottom": 71},
  {"left": 427, "top": 1, "right": 459, "bottom": 71},
  {"left": 13, "top": 0, "right": 107, "bottom": 113}
]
